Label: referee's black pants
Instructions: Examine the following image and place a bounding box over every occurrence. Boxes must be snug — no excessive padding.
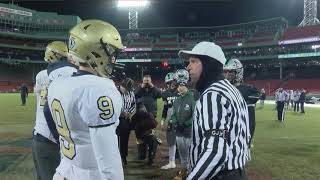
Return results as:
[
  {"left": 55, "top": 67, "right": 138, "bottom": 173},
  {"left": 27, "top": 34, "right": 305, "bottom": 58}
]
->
[
  {"left": 116, "top": 117, "right": 131, "bottom": 163},
  {"left": 277, "top": 101, "right": 285, "bottom": 122}
]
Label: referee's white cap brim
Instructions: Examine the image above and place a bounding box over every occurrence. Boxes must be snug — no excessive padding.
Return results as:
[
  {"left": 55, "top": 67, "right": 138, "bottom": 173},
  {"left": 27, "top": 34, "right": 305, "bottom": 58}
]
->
[{"left": 178, "top": 41, "right": 227, "bottom": 65}]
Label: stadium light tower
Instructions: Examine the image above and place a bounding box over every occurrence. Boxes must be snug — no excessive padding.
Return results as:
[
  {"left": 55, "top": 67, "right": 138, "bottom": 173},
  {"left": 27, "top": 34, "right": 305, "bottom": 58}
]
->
[
  {"left": 117, "top": 0, "right": 150, "bottom": 30},
  {"left": 299, "top": 0, "right": 320, "bottom": 27}
]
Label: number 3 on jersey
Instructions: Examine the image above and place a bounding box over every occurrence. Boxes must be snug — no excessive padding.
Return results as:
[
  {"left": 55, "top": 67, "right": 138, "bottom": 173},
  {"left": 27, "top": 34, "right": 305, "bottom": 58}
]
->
[
  {"left": 97, "top": 96, "right": 114, "bottom": 120},
  {"left": 51, "top": 99, "right": 76, "bottom": 160}
]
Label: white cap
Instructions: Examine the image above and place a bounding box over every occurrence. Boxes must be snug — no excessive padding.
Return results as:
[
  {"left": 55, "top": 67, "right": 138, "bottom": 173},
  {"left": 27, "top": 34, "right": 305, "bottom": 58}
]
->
[{"left": 178, "top": 41, "right": 226, "bottom": 65}]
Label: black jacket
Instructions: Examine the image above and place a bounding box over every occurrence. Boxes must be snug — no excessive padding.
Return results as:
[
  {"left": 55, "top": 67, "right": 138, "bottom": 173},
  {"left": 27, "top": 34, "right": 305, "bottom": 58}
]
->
[
  {"left": 130, "top": 111, "right": 158, "bottom": 140},
  {"left": 135, "top": 86, "right": 161, "bottom": 115}
]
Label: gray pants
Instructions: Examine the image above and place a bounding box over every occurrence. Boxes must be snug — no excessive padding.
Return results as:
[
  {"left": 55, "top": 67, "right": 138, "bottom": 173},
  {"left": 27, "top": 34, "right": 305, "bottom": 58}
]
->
[
  {"left": 32, "top": 137, "right": 60, "bottom": 180},
  {"left": 176, "top": 136, "right": 191, "bottom": 169},
  {"left": 168, "top": 144, "right": 177, "bottom": 161}
]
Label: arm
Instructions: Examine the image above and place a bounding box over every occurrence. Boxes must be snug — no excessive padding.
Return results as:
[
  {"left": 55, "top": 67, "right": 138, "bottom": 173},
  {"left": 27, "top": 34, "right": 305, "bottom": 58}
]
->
[
  {"left": 170, "top": 104, "right": 177, "bottom": 125},
  {"left": 148, "top": 113, "right": 158, "bottom": 129},
  {"left": 247, "top": 85, "right": 260, "bottom": 105},
  {"left": 34, "top": 79, "right": 42, "bottom": 97},
  {"left": 128, "top": 91, "right": 136, "bottom": 117},
  {"left": 153, "top": 86, "right": 162, "bottom": 99},
  {"left": 135, "top": 86, "right": 144, "bottom": 98},
  {"left": 78, "top": 84, "right": 124, "bottom": 179},
  {"left": 89, "top": 126, "right": 124, "bottom": 180},
  {"left": 187, "top": 93, "right": 229, "bottom": 180},
  {"left": 185, "top": 95, "right": 196, "bottom": 127}
]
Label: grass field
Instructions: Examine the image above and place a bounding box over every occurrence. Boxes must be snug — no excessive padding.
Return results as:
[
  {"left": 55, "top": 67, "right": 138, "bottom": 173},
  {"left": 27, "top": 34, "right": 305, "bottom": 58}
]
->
[{"left": 0, "top": 93, "right": 319, "bottom": 180}]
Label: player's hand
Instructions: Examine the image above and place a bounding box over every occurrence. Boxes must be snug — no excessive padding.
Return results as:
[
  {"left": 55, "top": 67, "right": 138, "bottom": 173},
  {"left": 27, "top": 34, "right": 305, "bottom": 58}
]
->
[
  {"left": 148, "top": 82, "right": 154, "bottom": 88},
  {"left": 124, "top": 112, "right": 130, "bottom": 119}
]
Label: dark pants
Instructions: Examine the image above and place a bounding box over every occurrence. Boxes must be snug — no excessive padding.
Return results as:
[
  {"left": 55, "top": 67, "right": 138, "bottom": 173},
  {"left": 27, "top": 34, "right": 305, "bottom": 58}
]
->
[
  {"left": 137, "top": 143, "right": 147, "bottom": 160},
  {"left": 21, "top": 94, "right": 26, "bottom": 105},
  {"left": 143, "top": 135, "right": 158, "bottom": 164},
  {"left": 248, "top": 106, "right": 255, "bottom": 146},
  {"left": 32, "top": 134, "right": 60, "bottom": 180},
  {"left": 214, "top": 169, "right": 246, "bottom": 180},
  {"left": 137, "top": 135, "right": 158, "bottom": 163},
  {"left": 117, "top": 118, "right": 131, "bottom": 162},
  {"left": 300, "top": 102, "right": 305, "bottom": 113},
  {"left": 294, "top": 102, "right": 299, "bottom": 112},
  {"left": 118, "top": 132, "right": 130, "bottom": 162},
  {"left": 277, "top": 101, "right": 285, "bottom": 122}
]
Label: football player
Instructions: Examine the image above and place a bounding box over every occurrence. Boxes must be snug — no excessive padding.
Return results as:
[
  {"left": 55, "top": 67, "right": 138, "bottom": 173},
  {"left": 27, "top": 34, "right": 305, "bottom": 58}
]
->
[
  {"left": 32, "top": 41, "right": 76, "bottom": 180},
  {"left": 45, "top": 41, "right": 78, "bottom": 83},
  {"left": 43, "top": 41, "right": 78, "bottom": 144},
  {"left": 48, "top": 20, "right": 124, "bottom": 180},
  {"left": 224, "top": 58, "right": 260, "bottom": 146},
  {"left": 160, "top": 72, "right": 179, "bottom": 170}
]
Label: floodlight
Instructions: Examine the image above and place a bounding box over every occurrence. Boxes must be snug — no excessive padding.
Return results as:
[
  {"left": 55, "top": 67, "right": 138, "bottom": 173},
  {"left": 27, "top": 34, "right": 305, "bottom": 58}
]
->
[{"left": 117, "top": 0, "right": 150, "bottom": 8}]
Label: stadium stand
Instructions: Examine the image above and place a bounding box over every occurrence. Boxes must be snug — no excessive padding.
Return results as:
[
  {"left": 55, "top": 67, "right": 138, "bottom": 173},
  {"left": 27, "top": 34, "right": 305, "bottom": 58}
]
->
[
  {"left": 0, "top": 3, "right": 80, "bottom": 92},
  {"left": 280, "top": 25, "right": 320, "bottom": 41},
  {"left": 0, "top": 3, "right": 319, "bottom": 95}
]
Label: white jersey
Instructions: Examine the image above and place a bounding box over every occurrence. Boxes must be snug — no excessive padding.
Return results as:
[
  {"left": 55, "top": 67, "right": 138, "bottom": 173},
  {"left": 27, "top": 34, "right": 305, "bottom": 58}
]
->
[
  {"left": 33, "top": 69, "right": 57, "bottom": 142},
  {"left": 33, "top": 62, "right": 77, "bottom": 143},
  {"left": 47, "top": 72, "right": 123, "bottom": 180},
  {"left": 48, "top": 62, "right": 77, "bottom": 84}
]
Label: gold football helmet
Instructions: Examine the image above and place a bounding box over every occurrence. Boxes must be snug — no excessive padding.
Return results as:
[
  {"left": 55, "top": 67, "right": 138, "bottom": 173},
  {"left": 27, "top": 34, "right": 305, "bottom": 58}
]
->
[
  {"left": 44, "top": 41, "right": 68, "bottom": 63},
  {"left": 68, "top": 19, "right": 123, "bottom": 77}
]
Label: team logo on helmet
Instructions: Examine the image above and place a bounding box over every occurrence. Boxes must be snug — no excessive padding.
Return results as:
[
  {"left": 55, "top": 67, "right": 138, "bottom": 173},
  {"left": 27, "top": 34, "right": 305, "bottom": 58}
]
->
[{"left": 68, "top": 37, "right": 76, "bottom": 50}]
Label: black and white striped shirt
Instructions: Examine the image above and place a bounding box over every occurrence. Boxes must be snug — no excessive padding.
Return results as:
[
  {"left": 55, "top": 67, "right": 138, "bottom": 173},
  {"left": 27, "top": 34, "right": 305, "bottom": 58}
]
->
[
  {"left": 121, "top": 90, "right": 136, "bottom": 115},
  {"left": 187, "top": 79, "right": 250, "bottom": 180}
]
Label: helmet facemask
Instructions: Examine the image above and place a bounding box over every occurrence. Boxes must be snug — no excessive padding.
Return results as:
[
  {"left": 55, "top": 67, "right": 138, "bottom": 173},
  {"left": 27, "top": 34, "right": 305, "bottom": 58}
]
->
[
  {"left": 175, "top": 69, "right": 190, "bottom": 86},
  {"left": 223, "top": 58, "right": 244, "bottom": 85},
  {"left": 87, "top": 39, "right": 119, "bottom": 77}
]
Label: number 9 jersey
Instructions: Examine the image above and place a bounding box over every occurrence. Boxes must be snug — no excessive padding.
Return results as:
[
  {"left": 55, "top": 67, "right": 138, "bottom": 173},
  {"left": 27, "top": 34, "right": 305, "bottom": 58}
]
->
[{"left": 47, "top": 72, "right": 123, "bottom": 180}]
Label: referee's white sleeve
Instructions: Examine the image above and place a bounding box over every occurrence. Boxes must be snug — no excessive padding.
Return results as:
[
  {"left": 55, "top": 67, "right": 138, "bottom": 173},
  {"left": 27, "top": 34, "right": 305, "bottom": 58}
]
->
[{"left": 187, "top": 92, "right": 230, "bottom": 180}]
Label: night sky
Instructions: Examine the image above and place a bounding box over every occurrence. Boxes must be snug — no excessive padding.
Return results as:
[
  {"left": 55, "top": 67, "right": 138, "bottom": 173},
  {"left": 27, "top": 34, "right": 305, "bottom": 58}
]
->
[{"left": 2, "top": 0, "right": 313, "bottom": 28}]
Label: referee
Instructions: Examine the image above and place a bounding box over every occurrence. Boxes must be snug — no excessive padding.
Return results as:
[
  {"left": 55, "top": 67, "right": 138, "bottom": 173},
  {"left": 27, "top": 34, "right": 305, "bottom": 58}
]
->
[
  {"left": 180, "top": 41, "right": 250, "bottom": 180},
  {"left": 117, "top": 78, "right": 136, "bottom": 165},
  {"left": 275, "top": 88, "right": 286, "bottom": 122}
]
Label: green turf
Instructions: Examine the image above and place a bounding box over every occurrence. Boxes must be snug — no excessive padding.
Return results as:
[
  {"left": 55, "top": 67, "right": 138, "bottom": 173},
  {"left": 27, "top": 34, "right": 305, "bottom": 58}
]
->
[
  {"left": 0, "top": 93, "right": 320, "bottom": 180},
  {"left": 0, "top": 93, "right": 35, "bottom": 180}
]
